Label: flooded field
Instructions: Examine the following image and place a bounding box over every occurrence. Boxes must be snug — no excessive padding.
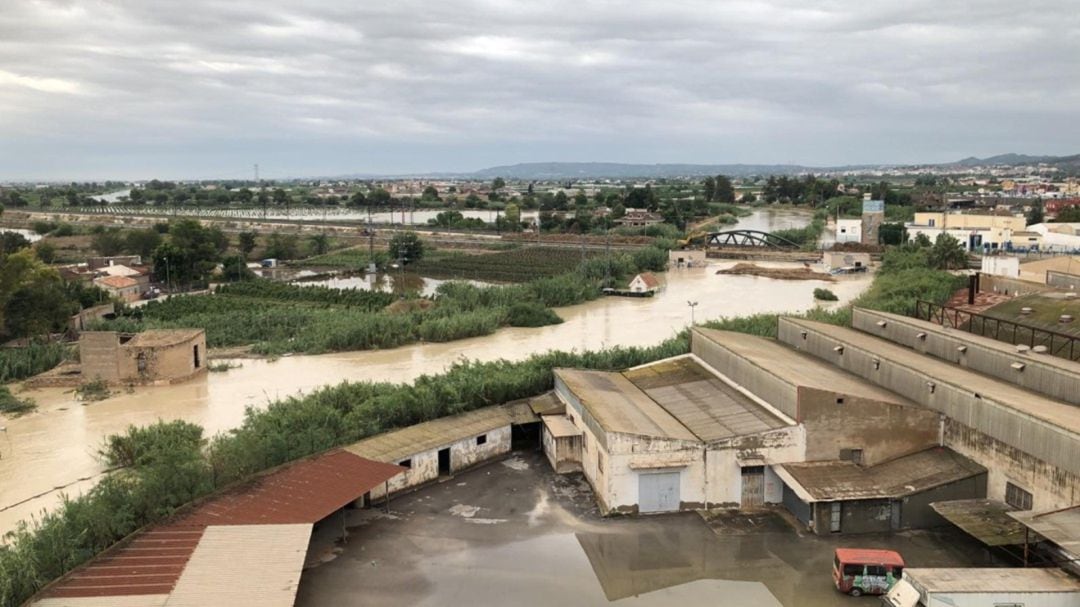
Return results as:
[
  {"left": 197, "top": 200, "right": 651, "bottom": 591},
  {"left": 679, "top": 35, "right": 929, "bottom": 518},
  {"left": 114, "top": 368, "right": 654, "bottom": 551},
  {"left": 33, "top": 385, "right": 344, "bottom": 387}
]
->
[
  {"left": 0, "top": 208, "right": 846, "bottom": 534},
  {"left": 296, "top": 452, "right": 986, "bottom": 607}
]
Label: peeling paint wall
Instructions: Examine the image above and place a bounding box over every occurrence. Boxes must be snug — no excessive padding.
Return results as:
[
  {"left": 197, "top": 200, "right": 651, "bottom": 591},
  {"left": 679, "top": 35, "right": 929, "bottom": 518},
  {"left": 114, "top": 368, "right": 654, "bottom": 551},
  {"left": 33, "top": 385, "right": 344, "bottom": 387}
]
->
[
  {"left": 945, "top": 419, "right": 1079, "bottom": 511},
  {"left": 799, "top": 387, "right": 941, "bottom": 467},
  {"left": 369, "top": 425, "right": 512, "bottom": 500},
  {"left": 705, "top": 426, "right": 805, "bottom": 507}
]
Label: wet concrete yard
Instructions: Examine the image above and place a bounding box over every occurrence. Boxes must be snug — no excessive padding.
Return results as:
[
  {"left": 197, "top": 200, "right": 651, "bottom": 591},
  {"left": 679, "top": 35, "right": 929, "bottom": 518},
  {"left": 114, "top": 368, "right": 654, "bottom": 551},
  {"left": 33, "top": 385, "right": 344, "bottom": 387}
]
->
[{"left": 296, "top": 451, "right": 988, "bottom": 607}]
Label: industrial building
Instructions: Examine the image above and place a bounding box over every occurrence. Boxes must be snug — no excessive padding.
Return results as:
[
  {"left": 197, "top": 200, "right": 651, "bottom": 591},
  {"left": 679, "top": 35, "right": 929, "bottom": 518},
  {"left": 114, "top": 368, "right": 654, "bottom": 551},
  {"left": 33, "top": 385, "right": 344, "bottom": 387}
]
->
[
  {"left": 905, "top": 211, "right": 1028, "bottom": 251},
  {"left": 543, "top": 329, "right": 984, "bottom": 523}
]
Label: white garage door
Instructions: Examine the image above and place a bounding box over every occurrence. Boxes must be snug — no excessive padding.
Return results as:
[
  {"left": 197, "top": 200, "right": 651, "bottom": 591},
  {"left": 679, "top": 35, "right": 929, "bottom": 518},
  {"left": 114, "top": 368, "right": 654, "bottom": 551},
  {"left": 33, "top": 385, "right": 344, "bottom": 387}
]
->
[{"left": 638, "top": 471, "right": 680, "bottom": 513}]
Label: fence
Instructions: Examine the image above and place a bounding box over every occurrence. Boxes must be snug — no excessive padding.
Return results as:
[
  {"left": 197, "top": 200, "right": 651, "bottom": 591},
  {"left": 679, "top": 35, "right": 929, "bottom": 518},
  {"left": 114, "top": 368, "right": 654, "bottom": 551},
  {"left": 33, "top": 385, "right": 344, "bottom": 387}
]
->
[{"left": 913, "top": 300, "right": 1080, "bottom": 362}]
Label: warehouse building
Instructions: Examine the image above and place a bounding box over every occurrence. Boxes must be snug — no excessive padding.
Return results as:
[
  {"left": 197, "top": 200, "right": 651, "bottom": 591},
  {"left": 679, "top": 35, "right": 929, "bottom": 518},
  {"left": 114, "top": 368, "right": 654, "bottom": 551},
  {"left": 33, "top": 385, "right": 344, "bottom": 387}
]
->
[
  {"left": 545, "top": 329, "right": 973, "bottom": 523},
  {"left": 779, "top": 314, "right": 1080, "bottom": 514},
  {"left": 345, "top": 402, "right": 538, "bottom": 501}
]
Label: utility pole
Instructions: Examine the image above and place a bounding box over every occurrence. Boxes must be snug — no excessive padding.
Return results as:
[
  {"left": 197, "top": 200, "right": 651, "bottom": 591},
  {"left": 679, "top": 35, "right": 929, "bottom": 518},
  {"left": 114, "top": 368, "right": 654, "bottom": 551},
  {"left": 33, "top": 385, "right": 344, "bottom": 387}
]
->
[{"left": 687, "top": 300, "right": 699, "bottom": 326}]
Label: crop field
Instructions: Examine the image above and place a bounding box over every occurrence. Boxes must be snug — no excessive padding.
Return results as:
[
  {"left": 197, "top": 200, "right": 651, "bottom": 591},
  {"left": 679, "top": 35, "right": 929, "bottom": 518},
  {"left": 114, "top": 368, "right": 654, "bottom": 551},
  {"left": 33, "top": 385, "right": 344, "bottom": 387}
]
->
[{"left": 410, "top": 247, "right": 603, "bottom": 282}]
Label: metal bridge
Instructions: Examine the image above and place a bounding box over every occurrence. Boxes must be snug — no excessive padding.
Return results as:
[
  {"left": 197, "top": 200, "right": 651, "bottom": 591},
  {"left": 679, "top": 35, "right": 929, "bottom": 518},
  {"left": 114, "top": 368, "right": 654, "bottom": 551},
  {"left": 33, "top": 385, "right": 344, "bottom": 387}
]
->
[{"left": 705, "top": 230, "right": 801, "bottom": 249}]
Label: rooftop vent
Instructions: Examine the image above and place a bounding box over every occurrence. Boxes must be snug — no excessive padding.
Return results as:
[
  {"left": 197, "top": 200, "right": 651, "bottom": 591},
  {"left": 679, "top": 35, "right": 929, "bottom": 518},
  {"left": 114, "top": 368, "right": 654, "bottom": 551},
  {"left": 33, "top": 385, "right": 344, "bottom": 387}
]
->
[
  {"left": 833, "top": 345, "right": 845, "bottom": 355},
  {"left": 1016, "top": 344, "right": 1031, "bottom": 354},
  {"left": 800, "top": 330, "right": 808, "bottom": 340},
  {"left": 876, "top": 320, "right": 887, "bottom": 328},
  {"left": 957, "top": 345, "right": 968, "bottom": 354},
  {"left": 1011, "top": 362, "right": 1026, "bottom": 372},
  {"left": 1065, "top": 292, "right": 1077, "bottom": 300},
  {"left": 1020, "top": 307, "right": 1033, "bottom": 315},
  {"left": 916, "top": 332, "right": 927, "bottom": 341},
  {"left": 1032, "top": 345, "right": 1048, "bottom": 354},
  {"left": 1060, "top": 315, "right": 1074, "bottom": 324},
  {"left": 927, "top": 381, "right": 936, "bottom": 394},
  {"left": 872, "top": 357, "right": 881, "bottom": 370}
]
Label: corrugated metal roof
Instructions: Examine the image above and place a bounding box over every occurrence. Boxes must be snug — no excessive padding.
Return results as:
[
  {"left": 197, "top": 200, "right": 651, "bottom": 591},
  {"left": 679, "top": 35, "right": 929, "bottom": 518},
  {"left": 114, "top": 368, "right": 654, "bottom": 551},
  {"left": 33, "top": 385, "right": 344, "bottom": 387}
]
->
[
  {"left": 778, "top": 448, "right": 986, "bottom": 502},
  {"left": 345, "top": 403, "right": 536, "bottom": 463},
  {"left": 624, "top": 357, "right": 788, "bottom": 442},
  {"left": 41, "top": 528, "right": 204, "bottom": 599},
  {"left": 905, "top": 567, "right": 1080, "bottom": 593},
  {"left": 32, "top": 595, "right": 168, "bottom": 607},
  {"left": 1008, "top": 506, "right": 1080, "bottom": 556},
  {"left": 929, "top": 499, "right": 1027, "bottom": 546},
  {"left": 175, "top": 450, "right": 403, "bottom": 526},
  {"left": 33, "top": 451, "right": 402, "bottom": 605},
  {"left": 164, "top": 524, "right": 312, "bottom": 607},
  {"left": 556, "top": 369, "right": 699, "bottom": 442}
]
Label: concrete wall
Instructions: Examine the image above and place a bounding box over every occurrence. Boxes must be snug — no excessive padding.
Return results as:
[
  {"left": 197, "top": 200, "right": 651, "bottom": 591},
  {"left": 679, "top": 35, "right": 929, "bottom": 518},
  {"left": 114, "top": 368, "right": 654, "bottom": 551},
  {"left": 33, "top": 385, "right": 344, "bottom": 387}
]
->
[
  {"left": 691, "top": 333, "right": 799, "bottom": 419},
  {"left": 79, "top": 332, "right": 120, "bottom": 382},
  {"left": 370, "top": 425, "right": 512, "bottom": 500},
  {"left": 798, "top": 387, "right": 941, "bottom": 466},
  {"left": 777, "top": 318, "right": 1080, "bottom": 506},
  {"left": 944, "top": 419, "right": 1079, "bottom": 511},
  {"left": 853, "top": 308, "right": 1080, "bottom": 406},
  {"left": 1046, "top": 270, "right": 1080, "bottom": 290},
  {"left": 979, "top": 273, "right": 1056, "bottom": 296},
  {"left": 899, "top": 473, "right": 987, "bottom": 529},
  {"left": 836, "top": 219, "right": 861, "bottom": 243},
  {"left": 981, "top": 256, "right": 1020, "bottom": 277},
  {"left": 598, "top": 432, "right": 705, "bottom": 514},
  {"left": 823, "top": 251, "right": 870, "bottom": 271},
  {"left": 705, "top": 426, "right": 804, "bottom": 508},
  {"left": 668, "top": 249, "right": 707, "bottom": 267}
]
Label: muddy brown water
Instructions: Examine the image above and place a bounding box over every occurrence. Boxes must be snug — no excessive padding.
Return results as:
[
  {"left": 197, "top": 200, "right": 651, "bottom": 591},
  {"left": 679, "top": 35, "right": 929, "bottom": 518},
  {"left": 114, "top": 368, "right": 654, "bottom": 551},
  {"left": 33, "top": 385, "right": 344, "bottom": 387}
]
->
[
  {"left": 1, "top": 209, "right": 861, "bottom": 535},
  {"left": 295, "top": 452, "right": 987, "bottom": 607}
]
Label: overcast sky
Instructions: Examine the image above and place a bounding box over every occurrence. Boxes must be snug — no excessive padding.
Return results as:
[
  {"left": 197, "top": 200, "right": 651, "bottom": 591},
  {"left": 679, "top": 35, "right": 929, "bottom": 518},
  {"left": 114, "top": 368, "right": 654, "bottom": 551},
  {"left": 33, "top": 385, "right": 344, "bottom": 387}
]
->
[{"left": 1, "top": 0, "right": 1078, "bottom": 180}]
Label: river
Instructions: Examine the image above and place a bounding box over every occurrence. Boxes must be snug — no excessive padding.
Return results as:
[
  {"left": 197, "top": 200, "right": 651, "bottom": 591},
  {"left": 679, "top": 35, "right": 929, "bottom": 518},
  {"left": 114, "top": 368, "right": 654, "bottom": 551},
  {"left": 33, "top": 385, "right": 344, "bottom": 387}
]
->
[{"left": 0, "top": 208, "right": 860, "bottom": 534}]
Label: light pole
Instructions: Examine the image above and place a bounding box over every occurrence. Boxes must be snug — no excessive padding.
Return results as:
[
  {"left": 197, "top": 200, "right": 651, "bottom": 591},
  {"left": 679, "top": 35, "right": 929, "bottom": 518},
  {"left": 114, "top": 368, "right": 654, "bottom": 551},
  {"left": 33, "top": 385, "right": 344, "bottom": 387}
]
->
[{"left": 687, "top": 300, "right": 699, "bottom": 326}]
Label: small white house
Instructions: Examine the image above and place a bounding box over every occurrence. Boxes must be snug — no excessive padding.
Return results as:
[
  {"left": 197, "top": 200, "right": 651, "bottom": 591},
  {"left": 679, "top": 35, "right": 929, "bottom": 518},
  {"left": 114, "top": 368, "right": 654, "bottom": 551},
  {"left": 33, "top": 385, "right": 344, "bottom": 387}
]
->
[
  {"left": 836, "top": 218, "right": 863, "bottom": 243},
  {"left": 628, "top": 272, "right": 661, "bottom": 294}
]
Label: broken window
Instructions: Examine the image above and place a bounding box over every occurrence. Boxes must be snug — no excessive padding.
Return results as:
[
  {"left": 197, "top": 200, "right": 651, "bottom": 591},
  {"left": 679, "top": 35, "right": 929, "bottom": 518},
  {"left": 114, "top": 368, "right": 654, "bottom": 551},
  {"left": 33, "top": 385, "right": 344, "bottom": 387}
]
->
[
  {"left": 850, "top": 449, "right": 863, "bottom": 465},
  {"left": 136, "top": 352, "right": 148, "bottom": 373},
  {"left": 1005, "top": 482, "right": 1033, "bottom": 510},
  {"left": 476, "top": 434, "right": 487, "bottom": 446}
]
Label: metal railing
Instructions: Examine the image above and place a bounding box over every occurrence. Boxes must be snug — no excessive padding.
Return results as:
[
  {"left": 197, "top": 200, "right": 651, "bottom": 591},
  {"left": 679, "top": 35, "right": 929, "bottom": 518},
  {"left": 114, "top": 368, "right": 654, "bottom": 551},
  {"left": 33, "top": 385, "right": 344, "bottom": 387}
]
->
[{"left": 913, "top": 300, "right": 1080, "bottom": 362}]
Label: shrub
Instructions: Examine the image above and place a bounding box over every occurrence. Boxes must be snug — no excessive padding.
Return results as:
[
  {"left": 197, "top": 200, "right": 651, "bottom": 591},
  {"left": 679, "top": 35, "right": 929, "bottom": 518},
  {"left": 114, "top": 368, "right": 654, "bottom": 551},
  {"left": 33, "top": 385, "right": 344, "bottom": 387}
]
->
[
  {"left": 813, "top": 288, "right": 839, "bottom": 301},
  {"left": 505, "top": 302, "right": 563, "bottom": 327},
  {"left": 0, "top": 343, "right": 69, "bottom": 382},
  {"left": 0, "top": 386, "right": 36, "bottom": 416},
  {"left": 75, "top": 378, "right": 111, "bottom": 402}
]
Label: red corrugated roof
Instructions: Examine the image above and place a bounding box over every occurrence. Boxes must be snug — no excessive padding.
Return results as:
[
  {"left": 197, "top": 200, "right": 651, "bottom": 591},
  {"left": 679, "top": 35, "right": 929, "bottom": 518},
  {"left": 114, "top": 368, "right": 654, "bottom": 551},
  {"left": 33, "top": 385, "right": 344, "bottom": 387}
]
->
[
  {"left": 176, "top": 450, "right": 404, "bottom": 526},
  {"left": 834, "top": 548, "right": 905, "bottom": 567},
  {"left": 41, "top": 451, "right": 402, "bottom": 599}
]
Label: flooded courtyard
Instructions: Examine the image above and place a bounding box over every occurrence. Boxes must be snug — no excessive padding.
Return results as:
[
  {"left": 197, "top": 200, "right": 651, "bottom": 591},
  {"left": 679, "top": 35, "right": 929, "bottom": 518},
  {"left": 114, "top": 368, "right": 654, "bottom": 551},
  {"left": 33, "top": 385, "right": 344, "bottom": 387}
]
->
[
  {"left": 296, "top": 451, "right": 987, "bottom": 607},
  {"left": 0, "top": 209, "right": 859, "bottom": 534}
]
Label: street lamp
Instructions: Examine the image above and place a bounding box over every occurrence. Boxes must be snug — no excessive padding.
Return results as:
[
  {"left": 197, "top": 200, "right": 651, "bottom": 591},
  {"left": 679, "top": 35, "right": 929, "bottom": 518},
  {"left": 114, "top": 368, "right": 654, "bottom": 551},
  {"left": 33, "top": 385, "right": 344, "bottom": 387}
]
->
[{"left": 687, "top": 300, "right": 699, "bottom": 326}]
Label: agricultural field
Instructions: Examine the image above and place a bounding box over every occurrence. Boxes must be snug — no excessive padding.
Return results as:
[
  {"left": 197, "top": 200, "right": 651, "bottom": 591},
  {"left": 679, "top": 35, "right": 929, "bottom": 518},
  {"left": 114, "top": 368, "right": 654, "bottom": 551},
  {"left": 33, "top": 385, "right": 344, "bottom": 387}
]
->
[{"left": 410, "top": 247, "right": 603, "bottom": 282}]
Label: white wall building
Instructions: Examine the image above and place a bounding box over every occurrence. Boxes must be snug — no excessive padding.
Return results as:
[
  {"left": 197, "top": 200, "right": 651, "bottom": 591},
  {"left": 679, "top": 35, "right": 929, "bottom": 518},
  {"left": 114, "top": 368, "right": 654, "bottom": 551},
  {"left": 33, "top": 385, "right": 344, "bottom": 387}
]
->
[{"left": 836, "top": 218, "right": 863, "bottom": 243}]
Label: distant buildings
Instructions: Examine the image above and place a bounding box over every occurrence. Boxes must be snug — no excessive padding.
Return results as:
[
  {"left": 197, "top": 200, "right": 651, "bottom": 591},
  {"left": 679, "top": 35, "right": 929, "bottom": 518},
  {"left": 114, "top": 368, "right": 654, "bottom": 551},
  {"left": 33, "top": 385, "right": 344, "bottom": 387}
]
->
[
  {"left": 614, "top": 209, "right": 664, "bottom": 227},
  {"left": 905, "top": 211, "right": 1029, "bottom": 251}
]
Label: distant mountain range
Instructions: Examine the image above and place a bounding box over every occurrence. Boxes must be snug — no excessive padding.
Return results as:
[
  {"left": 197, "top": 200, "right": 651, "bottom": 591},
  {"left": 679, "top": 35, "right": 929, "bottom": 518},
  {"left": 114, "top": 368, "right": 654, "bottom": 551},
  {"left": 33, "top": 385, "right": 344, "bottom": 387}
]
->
[{"left": 333, "top": 153, "right": 1080, "bottom": 181}]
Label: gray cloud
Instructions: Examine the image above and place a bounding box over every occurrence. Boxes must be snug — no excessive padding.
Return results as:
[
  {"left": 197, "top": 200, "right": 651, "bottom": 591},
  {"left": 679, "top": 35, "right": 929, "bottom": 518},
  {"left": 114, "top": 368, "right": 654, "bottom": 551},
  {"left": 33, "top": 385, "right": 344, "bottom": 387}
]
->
[{"left": 0, "top": 0, "right": 1078, "bottom": 179}]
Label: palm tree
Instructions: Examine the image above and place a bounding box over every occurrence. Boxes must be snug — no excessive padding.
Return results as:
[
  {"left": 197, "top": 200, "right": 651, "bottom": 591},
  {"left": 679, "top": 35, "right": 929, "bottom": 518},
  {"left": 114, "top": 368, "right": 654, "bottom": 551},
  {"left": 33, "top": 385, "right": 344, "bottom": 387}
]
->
[{"left": 929, "top": 233, "right": 968, "bottom": 270}]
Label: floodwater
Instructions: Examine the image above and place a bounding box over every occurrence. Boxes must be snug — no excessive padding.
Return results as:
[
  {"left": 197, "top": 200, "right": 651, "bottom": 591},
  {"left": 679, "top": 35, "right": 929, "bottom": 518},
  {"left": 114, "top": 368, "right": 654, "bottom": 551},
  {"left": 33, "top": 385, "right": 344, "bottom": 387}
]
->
[
  {"left": 295, "top": 452, "right": 986, "bottom": 607},
  {"left": 0, "top": 208, "right": 853, "bottom": 535},
  {"left": 294, "top": 273, "right": 493, "bottom": 298},
  {"left": 1, "top": 228, "right": 42, "bottom": 243}
]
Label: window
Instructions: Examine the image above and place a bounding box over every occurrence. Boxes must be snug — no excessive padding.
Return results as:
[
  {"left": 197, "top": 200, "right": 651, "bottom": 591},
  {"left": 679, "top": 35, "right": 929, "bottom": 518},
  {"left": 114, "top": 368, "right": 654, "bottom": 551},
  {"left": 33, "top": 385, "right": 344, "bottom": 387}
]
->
[
  {"left": 836, "top": 397, "right": 845, "bottom": 405},
  {"left": 842, "top": 564, "right": 864, "bottom": 577},
  {"left": 476, "top": 434, "right": 487, "bottom": 446},
  {"left": 398, "top": 459, "right": 412, "bottom": 469},
  {"left": 582, "top": 432, "right": 588, "bottom": 452},
  {"left": 597, "top": 452, "right": 604, "bottom": 474},
  {"left": 850, "top": 449, "right": 863, "bottom": 465},
  {"left": 866, "top": 565, "right": 886, "bottom": 577},
  {"left": 1005, "top": 482, "right": 1033, "bottom": 510}
]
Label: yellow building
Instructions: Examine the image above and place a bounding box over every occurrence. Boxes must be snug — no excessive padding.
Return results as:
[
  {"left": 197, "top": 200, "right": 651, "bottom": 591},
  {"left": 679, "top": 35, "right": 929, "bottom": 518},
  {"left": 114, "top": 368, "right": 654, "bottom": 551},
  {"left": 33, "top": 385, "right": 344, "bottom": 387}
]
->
[{"left": 906, "top": 212, "right": 1028, "bottom": 251}]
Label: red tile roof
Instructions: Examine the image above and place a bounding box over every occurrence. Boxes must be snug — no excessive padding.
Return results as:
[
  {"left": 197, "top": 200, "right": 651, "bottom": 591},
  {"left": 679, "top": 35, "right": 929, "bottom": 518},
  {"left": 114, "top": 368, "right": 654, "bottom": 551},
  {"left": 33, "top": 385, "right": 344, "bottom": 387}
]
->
[{"left": 40, "top": 451, "right": 403, "bottom": 600}]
